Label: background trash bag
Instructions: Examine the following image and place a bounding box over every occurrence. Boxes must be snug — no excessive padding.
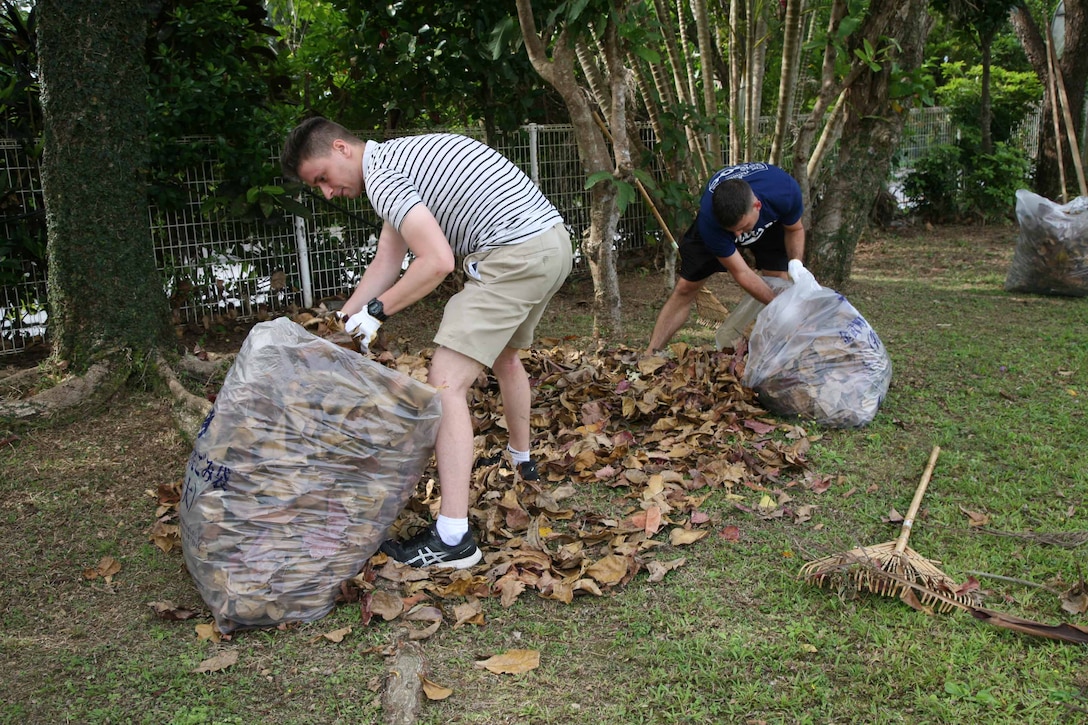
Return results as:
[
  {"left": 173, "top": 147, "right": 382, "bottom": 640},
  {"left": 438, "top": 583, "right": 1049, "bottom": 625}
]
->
[
  {"left": 1006, "top": 189, "right": 1088, "bottom": 297},
  {"left": 743, "top": 266, "right": 891, "bottom": 428},
  {"left": 180, "top": 317, "right": 441, "bottom": 633}
]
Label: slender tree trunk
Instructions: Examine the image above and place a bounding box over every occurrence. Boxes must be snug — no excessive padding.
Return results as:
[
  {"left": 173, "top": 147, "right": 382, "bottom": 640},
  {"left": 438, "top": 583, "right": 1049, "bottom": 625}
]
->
[
  {"left": 1010, "top": 0, "right": 1088, "bottom": 200},
  {"left": 516, "top": 0, "right": 623, "bottom": 335},
  {"left": 37, "top": 0, "right": 170, "bottom": 371},
  {"left": 980, "top": 35, "right": 994, "bottom": 155},
  {"left": 693, "top": 0, "right": 721, "bottom": 164},
  {"left": 770, "top": 0, "right": 804, "bottom": 164}
]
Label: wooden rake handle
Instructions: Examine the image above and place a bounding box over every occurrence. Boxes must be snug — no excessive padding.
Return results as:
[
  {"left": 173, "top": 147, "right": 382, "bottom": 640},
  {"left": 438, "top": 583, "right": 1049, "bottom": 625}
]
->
[{"left": 893, "top": 446, "right": 941, "bottom": 554}]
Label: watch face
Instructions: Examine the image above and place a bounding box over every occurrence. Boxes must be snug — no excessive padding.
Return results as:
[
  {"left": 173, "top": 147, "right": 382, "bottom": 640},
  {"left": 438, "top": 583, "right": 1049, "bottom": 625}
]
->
[{"left": 367, "top": 299, "right": 385, "bottom": 320}]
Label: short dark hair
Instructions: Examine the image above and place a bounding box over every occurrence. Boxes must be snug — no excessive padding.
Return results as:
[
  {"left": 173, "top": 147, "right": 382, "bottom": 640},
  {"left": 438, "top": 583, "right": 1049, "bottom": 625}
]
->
[
  {"left": 711, "top": 178, "right": 756, "bottom": 229},
  {"left": 280, "top": 116, "right": 357, "bottom": 180}
]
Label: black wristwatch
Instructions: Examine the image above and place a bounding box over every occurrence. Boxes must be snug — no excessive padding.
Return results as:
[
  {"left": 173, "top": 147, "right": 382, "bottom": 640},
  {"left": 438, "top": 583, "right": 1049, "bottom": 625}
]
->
[{"left": 366, "top": 297, "right": 388, "bottom": 322}]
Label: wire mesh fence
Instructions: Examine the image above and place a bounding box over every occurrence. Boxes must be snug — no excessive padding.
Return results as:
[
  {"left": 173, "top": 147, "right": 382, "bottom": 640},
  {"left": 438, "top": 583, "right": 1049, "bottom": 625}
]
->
[{"left": 0, "top": 107, "right": 1042, "bottom": 356}]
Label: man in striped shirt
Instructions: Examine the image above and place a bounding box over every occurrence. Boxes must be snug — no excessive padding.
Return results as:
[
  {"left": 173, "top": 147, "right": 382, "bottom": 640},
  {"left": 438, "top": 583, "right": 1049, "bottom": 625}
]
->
[{"left": 282, "top": 117, "right": 572, "bottom": 569}]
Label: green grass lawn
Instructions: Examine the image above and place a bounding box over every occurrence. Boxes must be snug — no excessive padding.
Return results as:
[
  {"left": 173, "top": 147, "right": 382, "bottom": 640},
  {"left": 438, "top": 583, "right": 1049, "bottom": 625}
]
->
[{"left": 2, "top": 223, "right": 1086, "bottom": 724}]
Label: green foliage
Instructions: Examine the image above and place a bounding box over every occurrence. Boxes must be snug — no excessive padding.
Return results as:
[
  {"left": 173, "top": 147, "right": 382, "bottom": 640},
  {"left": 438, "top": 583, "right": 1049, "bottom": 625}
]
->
[
  {"left": 937, "top": 64, "right": 1043, "bottom": 146},
  {"left": 0, "top": 1, "right": 37, "bottom": 139},
  {"left": 147, "top": 0, "right": 291, "bottom": 216},
  {"left": 903, "top": 60, "right": 1038, "bottom": 223},
  {"left": 903, "top": 142, "right": 1029, "bottom": 222},
  {"left": 274, "top": 1, "right": 555, "bottom": 134},
  {"left": 0, "top": 2, "right": 45, "bottom": 281}
]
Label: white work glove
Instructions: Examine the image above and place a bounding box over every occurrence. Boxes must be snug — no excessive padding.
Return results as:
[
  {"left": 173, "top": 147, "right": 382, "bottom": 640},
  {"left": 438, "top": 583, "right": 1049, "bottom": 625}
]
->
[
  {"left": 339, "top": 309, "right": 382, "bottom": 347},
  {"left": 787, "top": 259, "right": 815, "bottom": 286}
]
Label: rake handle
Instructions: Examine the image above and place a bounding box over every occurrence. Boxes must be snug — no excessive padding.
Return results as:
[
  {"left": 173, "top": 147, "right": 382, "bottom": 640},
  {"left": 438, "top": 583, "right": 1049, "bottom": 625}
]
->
[{"left": 893, "top": 446, "right": 941, "bottom": 555}]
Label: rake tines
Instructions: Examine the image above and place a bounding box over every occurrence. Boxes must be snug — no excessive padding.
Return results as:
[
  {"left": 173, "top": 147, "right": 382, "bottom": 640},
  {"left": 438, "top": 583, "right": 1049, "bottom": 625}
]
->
[{"left": 799, "top": 446, "right": 980, "bottom": 613}]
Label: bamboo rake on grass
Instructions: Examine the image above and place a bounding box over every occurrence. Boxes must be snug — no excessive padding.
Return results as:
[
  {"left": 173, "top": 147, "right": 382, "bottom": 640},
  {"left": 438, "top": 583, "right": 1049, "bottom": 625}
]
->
[{"left": 799, "top": 446, "right": 980, "bottom": 613}]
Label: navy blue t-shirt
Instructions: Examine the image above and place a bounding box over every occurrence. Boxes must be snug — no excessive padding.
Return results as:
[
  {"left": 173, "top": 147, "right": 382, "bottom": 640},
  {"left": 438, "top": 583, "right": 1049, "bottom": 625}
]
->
[{"left": 696, "top": 163, "right": 803, "bottom": 258}]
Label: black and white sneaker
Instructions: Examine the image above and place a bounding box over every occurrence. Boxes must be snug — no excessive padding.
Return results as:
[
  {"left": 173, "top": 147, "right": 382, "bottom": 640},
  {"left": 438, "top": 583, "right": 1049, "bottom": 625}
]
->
[
  {"left": 379, "top": 524, "right": 482, "bottom": 569},
  {"left": 478, "top": 453, "right": 541, "bottom": 482}
]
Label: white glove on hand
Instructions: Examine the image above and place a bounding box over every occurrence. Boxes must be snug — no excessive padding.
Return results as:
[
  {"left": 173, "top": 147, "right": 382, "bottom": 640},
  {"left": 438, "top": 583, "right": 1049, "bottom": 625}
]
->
[
  {"left": 787, "top": 259, "right": 815, "bottom": 285},
  {"left": 340, "top": 309, "right": 382, "bottom": 347}
]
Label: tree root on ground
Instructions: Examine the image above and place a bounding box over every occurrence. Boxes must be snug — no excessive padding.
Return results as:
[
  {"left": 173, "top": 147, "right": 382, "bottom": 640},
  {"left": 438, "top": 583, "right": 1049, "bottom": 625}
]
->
[{"left": 0, "top": 348, "right": 231, "bottom": 444}]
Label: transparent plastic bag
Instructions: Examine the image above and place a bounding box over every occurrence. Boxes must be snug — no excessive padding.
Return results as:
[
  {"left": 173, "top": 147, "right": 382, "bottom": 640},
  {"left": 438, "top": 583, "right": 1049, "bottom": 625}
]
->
[
  {"left": 180, "top": 317, "right": 441, "bottom": 633},
  {"left": 742, "top": 268, "right": 891, "bottom": 428},
  {"left": 1006, "top": 189, "right": 1088, "bottom": 297},
  {"left": 714, "top": 276, "right": 791, "bottom": 351}
]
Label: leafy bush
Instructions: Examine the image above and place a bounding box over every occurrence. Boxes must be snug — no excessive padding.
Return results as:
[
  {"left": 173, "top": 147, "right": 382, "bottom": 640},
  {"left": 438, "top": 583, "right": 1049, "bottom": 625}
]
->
[
  {"left": 937, "top": 64, "right": 1042, "bottom": 147},
  {"left": 904, "top": 142, "right": 1029, "bottom": 223},
  {"left": 902, "top": 144, "right": 962, "bottom": 221}
]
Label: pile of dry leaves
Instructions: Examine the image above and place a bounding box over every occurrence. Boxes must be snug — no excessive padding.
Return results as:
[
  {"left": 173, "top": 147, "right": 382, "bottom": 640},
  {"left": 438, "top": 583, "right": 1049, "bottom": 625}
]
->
[{"left": 150, "top": 320, "right": 825, "bottom": 637}]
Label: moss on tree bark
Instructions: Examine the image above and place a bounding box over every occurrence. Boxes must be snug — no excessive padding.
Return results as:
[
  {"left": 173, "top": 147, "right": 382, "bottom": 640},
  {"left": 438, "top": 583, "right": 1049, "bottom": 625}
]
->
[{"left": 37, "top": 0, "right": 170, "bottom": 371}]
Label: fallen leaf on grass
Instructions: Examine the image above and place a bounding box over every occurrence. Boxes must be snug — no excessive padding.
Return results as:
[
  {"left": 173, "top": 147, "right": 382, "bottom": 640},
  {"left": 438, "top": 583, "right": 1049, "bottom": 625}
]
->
[
  {"left": 148, "top": 600, "right": 199, "bottom": 621},
  {"left": 370, "top": 590, "right": 404, "bottom": 621},
  {"left": 149, "top": 520, "right": 180, "bottom": 553},
  {"left": 586, "top": 554, "right": 629, "bottom": 585},
  {"left": 83, "top": 555, "right": 121, "bottom": 580},
  {"left": 475, "top": 649, "right": 540, "bottom": 675},
  {"left": 646, "top": 557, "right": 686, "bottom": 583},
  {"left": 959, "top": 506, "right": 990, "bottom": 527},
  {"left": 192, "top": 649, "right": 238, "bottom": 674},
  {"left": 669, "top": 528, "right": 708, "bottom": 546},
  {"left": 1061, "top": 582, "right": 1088, "bottom": 616},
  {"left": 195, "top": 622, "right": 227, "bottom": 642},
  {"left": 319, "top": 626, "right": 352, "bottom": 643},
  {"left": 421, "top": 676, "right": 453, "bottom": 700},
  {"left": 452, "top": 598, "right": 485, "bottom": 628}
]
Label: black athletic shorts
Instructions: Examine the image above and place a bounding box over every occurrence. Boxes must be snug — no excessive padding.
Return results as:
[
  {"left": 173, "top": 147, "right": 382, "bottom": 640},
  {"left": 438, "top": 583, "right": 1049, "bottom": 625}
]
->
[{"left": 677, "top": 220, "right": 789, "bottom": 282}]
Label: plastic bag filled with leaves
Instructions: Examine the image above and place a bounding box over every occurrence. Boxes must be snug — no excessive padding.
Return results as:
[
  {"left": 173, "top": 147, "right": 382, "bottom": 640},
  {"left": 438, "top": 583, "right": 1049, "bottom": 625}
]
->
[
  {"left": 180, "top": 317, "right": 442, "bottom": 633},
  {"left": 742, "top": 263, "right": 891, "bottom": 428},
  {"left": 1005, "top": 189, "right": 1088, "bottom": 297}
]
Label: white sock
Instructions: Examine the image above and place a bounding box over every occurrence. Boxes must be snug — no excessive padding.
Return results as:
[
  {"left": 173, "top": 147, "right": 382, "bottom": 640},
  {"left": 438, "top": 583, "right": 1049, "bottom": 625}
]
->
[
  {"left": 435, "top": 515, "right": 469, "bottom": 546},
  {"left": 508, "top": 445, "right": 531, "bottom": 465}
]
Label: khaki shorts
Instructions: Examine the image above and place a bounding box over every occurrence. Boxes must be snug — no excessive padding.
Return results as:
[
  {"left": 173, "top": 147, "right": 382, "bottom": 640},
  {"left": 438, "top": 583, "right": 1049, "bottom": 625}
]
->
[{"left": 434, "top": 223, "right": 572, "bottom": 367}]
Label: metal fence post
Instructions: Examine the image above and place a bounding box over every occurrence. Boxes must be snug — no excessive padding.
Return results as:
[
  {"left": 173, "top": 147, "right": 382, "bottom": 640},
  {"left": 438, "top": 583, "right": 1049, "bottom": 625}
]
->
[
  {"left": 294, "top": 210, "right": 314, "bottom": 309},
  {"left": 528, "top": 123, "right": 540, "bottom": 186}
]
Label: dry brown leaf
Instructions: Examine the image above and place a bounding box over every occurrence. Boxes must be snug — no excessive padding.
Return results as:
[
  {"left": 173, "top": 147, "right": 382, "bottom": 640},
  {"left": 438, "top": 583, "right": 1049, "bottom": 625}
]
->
[
  {"left": 321, "top": 626, "right": 352, "bottom": 643},
  {"left": 149, "top": 521, "right": 180, "bottom": 554},
  {"left": 1060, "top": 583, "right": 1088, "bottom": 616},
  {"left": 84, "top": 555, "right": 122, "bottom": 580},
  {"left": 959, "top": 506, "right": 991, "bottom": 527},
  {"left": 192, "top": 649, "right": 238, "bottom": 674},
  {"left": 195, "top": 622, "right": 223, "bottom": 642},
  {"left": 475, "top": 649, "right": 540, "bottom": 675},
  {"left": 452, "top": 598, "right": 485, "bottom": 628},
  {"left": 148, "top": 600, "right": 199, "bottom": 621},
  {"left": 646, "top": 557, "right": 686, "bottom": 583},
  {"left": 586, "top": 554, "right": 629, "bottom": 585},
  {"left": 421, "top": 676, "right": 453, "bottom": 701},
  {"left": 669, "top": 528, "right": 708, "bottom": 546},
  {"left": 371, "top": 590, "right": 404, "bottom": 621}
]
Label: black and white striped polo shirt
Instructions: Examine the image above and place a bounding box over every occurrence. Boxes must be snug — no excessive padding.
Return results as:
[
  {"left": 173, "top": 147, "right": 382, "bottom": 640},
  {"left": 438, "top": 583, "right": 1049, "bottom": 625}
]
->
[{"left": 363, "top": 133, "right": 563, "bottom": 258}]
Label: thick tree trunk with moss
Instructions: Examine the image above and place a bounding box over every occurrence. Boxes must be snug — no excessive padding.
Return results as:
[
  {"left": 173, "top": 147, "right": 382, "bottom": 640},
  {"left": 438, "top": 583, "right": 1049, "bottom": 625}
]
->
[
  {"left": 807, "top": 0, "right": 932, "bottom": 287},
  {"left": 37, "top": 0, "right": 170, "bottom": 371}
]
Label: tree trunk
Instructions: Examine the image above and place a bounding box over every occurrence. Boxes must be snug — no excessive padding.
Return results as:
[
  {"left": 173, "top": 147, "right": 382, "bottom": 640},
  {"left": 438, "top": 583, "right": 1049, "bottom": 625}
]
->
[
  {"left": 515, "top": 0, "right": 623, "bottom": 335},
  {"left": 1010, "top": 0, "right": 1088, "bottom": 200},
  {"left": 37, "top": 0, "right": 170, "bottom": 371},
  {"left": 807, "top": 0, "right": 933, "bottom": 287},
  {"left": 770, "top": 0, "right": 804, "bottom": 165}
]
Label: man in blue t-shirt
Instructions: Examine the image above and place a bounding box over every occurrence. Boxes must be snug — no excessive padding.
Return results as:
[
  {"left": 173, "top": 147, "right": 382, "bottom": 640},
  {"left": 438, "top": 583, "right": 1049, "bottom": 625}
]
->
[{"left": 647, "top": 162, "right": 806, "bottom": 353}]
